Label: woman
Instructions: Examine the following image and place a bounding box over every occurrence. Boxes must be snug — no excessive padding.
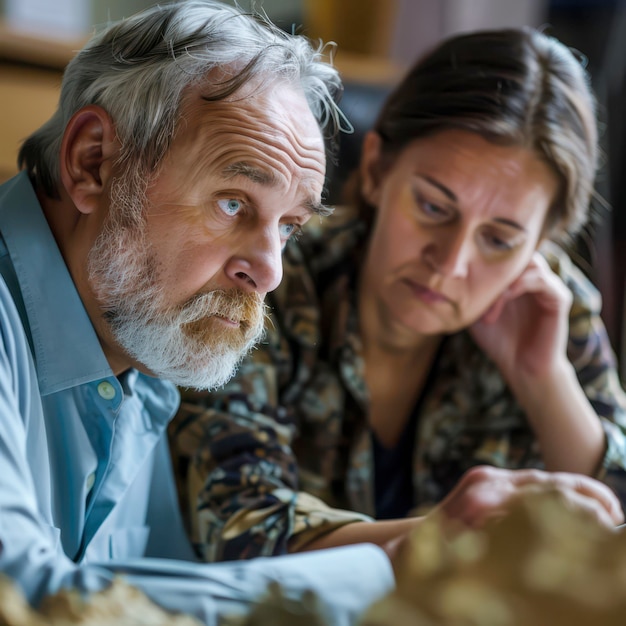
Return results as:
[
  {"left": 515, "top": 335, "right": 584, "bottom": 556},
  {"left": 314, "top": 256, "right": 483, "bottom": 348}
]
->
[{"left": 169, "top": 27, "right": 626, "bottom": 562}]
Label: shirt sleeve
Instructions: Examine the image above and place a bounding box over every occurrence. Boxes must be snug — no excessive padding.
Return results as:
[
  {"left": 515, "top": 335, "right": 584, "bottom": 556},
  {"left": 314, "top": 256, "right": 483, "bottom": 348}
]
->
[
  {"left": 545, "top": 244, "right": 626, "bottom": 498},
  {"left": 170, "top": 365, "right": 371, "bottom": 563}
]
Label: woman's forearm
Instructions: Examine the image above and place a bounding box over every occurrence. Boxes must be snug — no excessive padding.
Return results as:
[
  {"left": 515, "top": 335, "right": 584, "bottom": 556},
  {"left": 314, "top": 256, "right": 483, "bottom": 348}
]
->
[
  {"left": 295, "top": 518, "right": 421, "bottom": 552},
  {"left": 512, "top": 360, "right": 606, "bottom": 475}
]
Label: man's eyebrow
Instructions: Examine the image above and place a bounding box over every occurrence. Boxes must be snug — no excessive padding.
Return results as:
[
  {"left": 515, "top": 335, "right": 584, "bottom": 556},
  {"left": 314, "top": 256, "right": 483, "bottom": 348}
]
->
[
  {"left": 305, "top": 198, "right": 331, "bottom": 217},
  {"left": 222, "top": 162, "right": 278, "bottom": 186},
  {"left": 223, "top": 161, "right": 329, "bottom": 216}
]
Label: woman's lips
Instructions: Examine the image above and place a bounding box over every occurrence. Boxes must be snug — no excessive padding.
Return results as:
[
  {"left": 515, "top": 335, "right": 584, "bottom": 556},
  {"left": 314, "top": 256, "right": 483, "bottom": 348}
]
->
[{"left": 404, "top": 279, "right": 450, "bottom": 304}]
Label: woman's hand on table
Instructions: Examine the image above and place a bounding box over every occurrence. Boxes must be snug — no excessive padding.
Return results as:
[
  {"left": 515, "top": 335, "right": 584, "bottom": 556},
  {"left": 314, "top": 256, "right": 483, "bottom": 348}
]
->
[{"left": 432, "top": 465, "right": 623, "bottom": 530}]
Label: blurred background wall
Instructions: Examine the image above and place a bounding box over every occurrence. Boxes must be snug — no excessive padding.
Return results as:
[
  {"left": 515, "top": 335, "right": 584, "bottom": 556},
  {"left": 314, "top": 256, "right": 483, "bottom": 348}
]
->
[{"left": 1, "top": 0, "right": 625, "bottom": 373}]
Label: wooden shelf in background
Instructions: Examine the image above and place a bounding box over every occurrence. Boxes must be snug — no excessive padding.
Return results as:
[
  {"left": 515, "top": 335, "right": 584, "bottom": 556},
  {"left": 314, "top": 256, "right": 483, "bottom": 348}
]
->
[
  {"left": 0, "top": 20, "right": 85, "bottom": 69},
  {"left": 0, "top": 63, "right": 62, "bottom": 183},
  {"left": 333, "top": 50, "right": 405, "bottom": 86}
]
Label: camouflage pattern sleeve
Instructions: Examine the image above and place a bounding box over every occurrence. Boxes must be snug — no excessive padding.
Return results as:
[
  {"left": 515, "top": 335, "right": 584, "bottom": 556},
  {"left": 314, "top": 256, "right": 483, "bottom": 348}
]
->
[
  {"left": 544, "top": 243, "right": 626, "bottom": 499},
  {"left": 168, "top": 347, "right": 370, "bottom": 563}
]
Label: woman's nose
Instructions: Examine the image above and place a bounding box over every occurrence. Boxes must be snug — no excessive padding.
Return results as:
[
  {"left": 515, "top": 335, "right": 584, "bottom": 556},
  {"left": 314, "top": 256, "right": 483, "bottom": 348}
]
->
[{"left": 424, "top": 230, "right": 471, "bottom": 279}]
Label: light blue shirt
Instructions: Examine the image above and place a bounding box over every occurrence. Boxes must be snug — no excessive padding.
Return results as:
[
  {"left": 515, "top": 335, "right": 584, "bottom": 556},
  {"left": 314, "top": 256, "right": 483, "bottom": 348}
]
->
[{"left": 0, "top": 173, "right": 394, "bottom": 624}]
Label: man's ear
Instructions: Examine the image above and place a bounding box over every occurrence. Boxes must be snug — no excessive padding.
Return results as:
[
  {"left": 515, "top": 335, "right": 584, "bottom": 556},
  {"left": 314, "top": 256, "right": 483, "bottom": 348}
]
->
[
  {"left": 60, "top": 105, "right": 118, "bottom": 215},
  {"left": 360, "top": 130, "right": 384, "bottom": 206}
]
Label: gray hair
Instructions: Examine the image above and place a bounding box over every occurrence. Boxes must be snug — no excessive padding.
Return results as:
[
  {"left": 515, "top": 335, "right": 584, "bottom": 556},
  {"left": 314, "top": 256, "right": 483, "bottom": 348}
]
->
[{"left": 19, "top": 0, "right": 343, "bottom": 198}]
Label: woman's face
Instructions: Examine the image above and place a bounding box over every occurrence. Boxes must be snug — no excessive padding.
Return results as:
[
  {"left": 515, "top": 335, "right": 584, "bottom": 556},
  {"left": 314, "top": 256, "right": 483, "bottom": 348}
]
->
[{"left": 359, "top": 128, "right": 560, "bottom": 337}]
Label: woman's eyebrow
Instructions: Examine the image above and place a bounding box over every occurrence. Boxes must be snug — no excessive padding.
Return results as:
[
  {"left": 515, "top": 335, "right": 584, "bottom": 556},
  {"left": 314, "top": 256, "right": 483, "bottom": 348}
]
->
[
  {"left": 418, "top": 175, "right": 527, "bottom": 232},
  {"left": 419, "top": 174, "right": 457, "bottom": 202},
  {"left": 493, "top": 217, "right": 527, "bottom": 232}
]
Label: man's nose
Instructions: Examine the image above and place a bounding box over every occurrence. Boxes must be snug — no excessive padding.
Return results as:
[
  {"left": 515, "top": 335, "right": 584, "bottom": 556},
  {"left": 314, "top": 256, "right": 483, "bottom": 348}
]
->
[{"left": 224, "top": 226, "right": 284, "bottom": 294}]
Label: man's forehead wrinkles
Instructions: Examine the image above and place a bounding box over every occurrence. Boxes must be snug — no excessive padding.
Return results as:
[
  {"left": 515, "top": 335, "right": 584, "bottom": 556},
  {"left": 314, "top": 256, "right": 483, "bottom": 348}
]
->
[
  {"left": 211, "top": 125, "right": 324, "bottom": 174},
  {"left": 192, "top": 99, "right": 324, "bottom": 177}
]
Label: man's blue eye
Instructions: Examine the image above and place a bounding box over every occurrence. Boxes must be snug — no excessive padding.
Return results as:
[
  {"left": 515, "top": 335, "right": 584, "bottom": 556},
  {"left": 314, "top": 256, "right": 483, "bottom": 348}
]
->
[
  {"left": 217, "top": 199, "right": 242, "bottom": 216},
  {"left": 279, "top": 223, "right": 296, "bottom": 238}
]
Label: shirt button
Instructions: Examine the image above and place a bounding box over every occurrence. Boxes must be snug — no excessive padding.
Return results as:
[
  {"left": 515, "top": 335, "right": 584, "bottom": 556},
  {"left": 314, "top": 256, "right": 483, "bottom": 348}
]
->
[
  {"left": 97, "top": 380, "right": 116, "bottom": 400},
  {"left": 86, "top": 472, "right": 96, "bottom": 492}
]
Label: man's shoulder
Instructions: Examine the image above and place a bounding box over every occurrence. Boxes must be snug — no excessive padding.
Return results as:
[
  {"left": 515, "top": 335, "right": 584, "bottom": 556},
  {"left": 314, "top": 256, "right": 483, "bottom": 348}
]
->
[
  {"left": 0, "top": 171, "right": 35, "bottom": 213},
  {"left": 0, "top": 272, "right": 36, "bottom": 386}
]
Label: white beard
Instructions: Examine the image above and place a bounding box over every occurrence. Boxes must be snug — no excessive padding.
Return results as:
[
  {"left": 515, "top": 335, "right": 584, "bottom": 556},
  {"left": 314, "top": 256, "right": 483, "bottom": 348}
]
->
[{"left": 87, "top": 177, "right": 266, "bottom": 390}]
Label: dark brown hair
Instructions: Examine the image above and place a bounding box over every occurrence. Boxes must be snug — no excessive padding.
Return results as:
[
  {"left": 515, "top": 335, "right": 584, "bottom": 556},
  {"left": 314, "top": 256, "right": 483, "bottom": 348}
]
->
[{"left": 354, "top": 27, "right": 598, "bottom": 241}]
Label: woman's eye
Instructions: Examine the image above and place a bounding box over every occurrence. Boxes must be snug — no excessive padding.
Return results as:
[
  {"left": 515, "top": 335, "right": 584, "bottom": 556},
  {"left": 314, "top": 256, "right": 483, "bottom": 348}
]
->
[
  {"left": 422, "top": 201, "right": 445, "bottom": 217},
  {"left": 413, "top": 190, "right": 448, "bottom": 220},
  {"left": 217, "top": 198, "right": 242, "bottom": 216},
  {"left": 484, "top": 233, "right": 514, "bottom": 251}
]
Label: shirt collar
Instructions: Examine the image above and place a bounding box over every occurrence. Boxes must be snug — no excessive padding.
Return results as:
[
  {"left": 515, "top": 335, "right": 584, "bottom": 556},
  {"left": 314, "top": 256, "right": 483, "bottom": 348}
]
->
[{"left": 0, "top": 172, "right": 112, "bottom": 394}]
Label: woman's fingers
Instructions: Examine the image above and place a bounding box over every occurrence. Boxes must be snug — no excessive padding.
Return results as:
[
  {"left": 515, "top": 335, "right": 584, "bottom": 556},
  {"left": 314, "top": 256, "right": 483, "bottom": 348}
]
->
[
  {"left": 503, "top": 255, "right": 570, "bottom": 309},
  {"left": 510, "top": 469, "right": 624, "bottom": 525},
  {"left": 437, "top": 466, "right": 624, "bottom": 530},
  {"left": 478, "top": 253, "right": 570, "bottom": 326}
]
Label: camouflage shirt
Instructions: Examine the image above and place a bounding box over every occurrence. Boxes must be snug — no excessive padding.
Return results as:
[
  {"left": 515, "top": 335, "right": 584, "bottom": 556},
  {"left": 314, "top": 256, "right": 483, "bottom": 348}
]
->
[{"left": 169, "top": 205, "right": 626, "bottom": 562}]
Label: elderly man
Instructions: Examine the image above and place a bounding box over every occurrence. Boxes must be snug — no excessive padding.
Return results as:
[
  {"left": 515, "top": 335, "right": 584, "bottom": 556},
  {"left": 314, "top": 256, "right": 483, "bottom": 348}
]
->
[
  {"left": 0, "top": 1, "right": 393, "bottom": 623},
  {"left": 0, "top": 1, "right": 621, "bottom": 625}
]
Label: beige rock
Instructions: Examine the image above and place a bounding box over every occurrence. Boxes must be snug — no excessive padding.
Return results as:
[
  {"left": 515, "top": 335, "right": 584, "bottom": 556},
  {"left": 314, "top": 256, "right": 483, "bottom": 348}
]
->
[
  {"left": 361, "top": 488, "right": 626, "bottom": 626},
  {"left": 223, "top": 582, "right": 329, "bottom": 626},
  {"left": 0, "top": 577, "right": 202, "bottom": 626}
]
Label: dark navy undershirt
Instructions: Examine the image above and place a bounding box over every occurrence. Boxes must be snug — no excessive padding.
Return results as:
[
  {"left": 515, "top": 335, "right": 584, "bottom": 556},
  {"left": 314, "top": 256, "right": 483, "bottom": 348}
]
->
[{"left": 372, "top": 341, "right": 445, "bottom": 519}]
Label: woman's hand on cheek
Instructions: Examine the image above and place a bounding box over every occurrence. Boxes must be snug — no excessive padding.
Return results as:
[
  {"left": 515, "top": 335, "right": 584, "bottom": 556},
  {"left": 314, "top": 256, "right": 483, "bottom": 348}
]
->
[{"left": 469, "top": 251, "right": 573, "bottom": 385}]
